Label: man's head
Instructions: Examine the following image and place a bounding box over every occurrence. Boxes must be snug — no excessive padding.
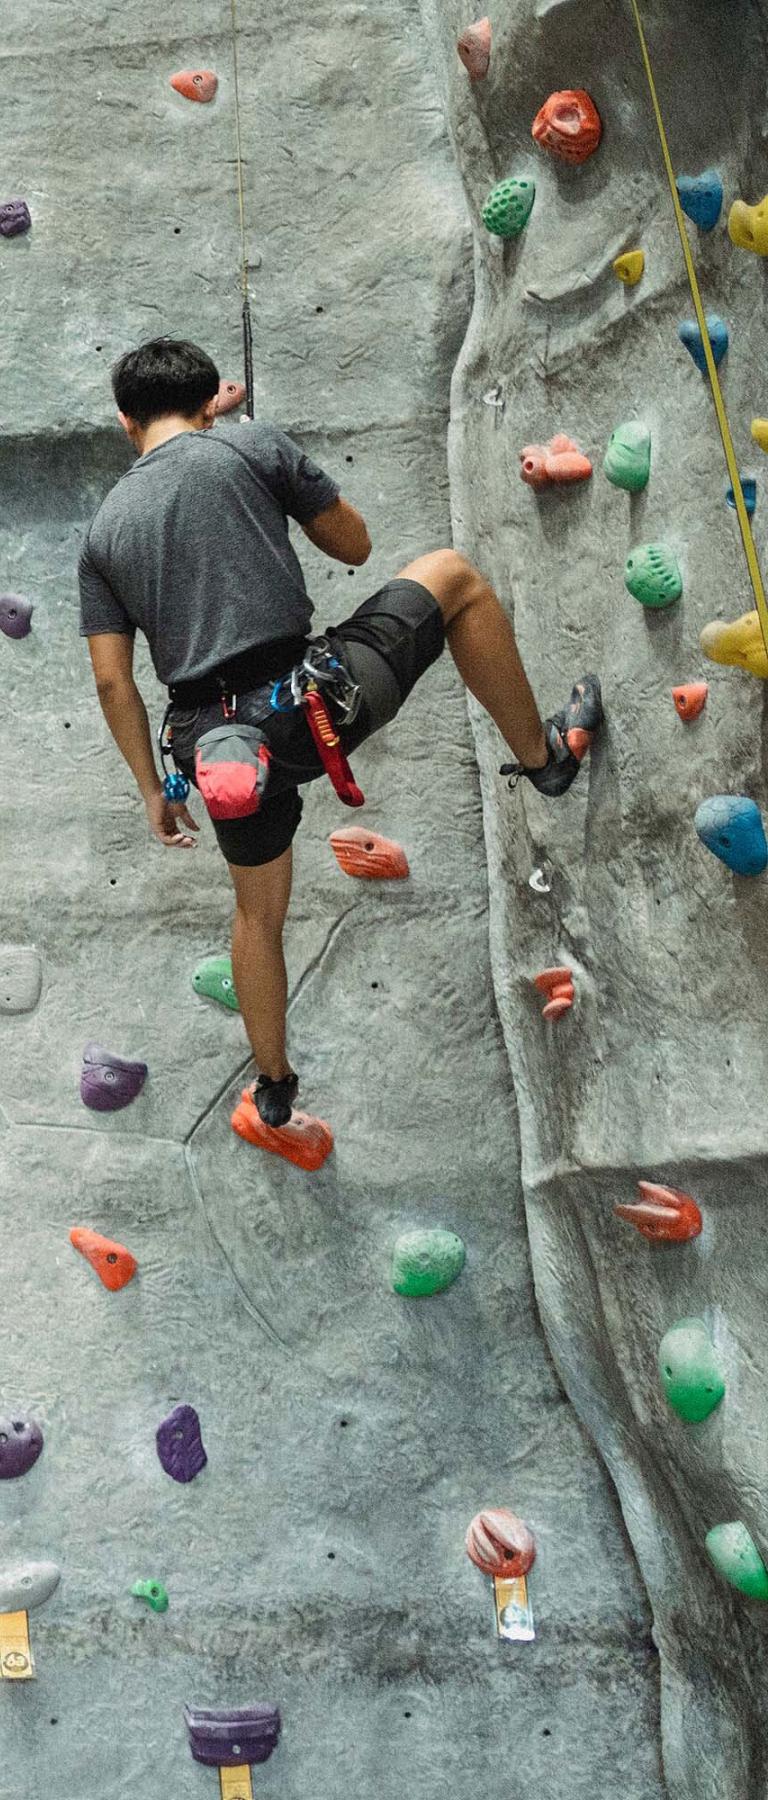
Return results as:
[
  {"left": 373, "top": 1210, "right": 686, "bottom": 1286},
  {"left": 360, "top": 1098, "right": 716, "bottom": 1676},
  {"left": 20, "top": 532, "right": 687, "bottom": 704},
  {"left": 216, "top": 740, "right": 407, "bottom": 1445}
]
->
[{"left": 112, "top": 338, "right": 220, "bottom": 451}]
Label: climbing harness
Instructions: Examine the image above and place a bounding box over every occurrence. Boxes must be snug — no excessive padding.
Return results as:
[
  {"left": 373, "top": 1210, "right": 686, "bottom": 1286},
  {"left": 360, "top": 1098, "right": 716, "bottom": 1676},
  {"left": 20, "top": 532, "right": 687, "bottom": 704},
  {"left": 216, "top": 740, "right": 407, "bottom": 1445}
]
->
[
  {"left": 629, "top": 0, "right": 768, "bottom": 659},
  {"left": 229, "top": 0, "right": 254, "bottom": 417}
]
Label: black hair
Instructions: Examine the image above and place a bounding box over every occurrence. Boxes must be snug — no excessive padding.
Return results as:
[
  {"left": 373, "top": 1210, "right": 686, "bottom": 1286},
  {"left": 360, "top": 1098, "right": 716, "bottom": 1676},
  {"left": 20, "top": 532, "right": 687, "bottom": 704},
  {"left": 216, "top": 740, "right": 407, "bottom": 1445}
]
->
[{"left": 111, "top": 338, "right": 220, "bottom": 428}]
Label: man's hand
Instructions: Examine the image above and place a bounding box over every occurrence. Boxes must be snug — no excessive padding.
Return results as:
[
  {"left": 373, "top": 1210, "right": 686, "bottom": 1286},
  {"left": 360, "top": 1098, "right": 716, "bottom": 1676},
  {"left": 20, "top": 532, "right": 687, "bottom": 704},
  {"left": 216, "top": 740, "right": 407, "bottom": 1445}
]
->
[{"left": 145, "top": 789, "right": 199, "bottom": 850}]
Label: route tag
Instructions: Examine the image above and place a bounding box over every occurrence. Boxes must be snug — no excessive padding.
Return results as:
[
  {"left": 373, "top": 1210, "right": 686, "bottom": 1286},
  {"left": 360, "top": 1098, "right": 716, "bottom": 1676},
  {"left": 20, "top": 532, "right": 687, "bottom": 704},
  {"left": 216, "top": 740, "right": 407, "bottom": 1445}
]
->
[
  {"left": 494, "top": 1575, "right": 535, "bottom": 1642},
  {"left": 0, "top": 1610, "right": 34, "bottom": 1679},
  {"left": 219, "top": 1768, "right": 253, "bottom": 1800}
]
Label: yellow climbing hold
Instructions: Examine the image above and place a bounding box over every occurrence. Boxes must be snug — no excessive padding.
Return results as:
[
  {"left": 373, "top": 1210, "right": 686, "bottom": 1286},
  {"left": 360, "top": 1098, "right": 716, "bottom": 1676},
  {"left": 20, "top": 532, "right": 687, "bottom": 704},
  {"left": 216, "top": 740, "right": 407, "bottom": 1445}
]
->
[
  {"left": 729, "top": 196, "right": 768, "bottom": 256},
  {"left": 700, "top": 611, "right": 768, "bottom": 680},
  {"left": 751, "top": 418, "right": 768, "bottom": 453},
  {"left": 613, "top": 250, "right": 644, "bottom": 286}
]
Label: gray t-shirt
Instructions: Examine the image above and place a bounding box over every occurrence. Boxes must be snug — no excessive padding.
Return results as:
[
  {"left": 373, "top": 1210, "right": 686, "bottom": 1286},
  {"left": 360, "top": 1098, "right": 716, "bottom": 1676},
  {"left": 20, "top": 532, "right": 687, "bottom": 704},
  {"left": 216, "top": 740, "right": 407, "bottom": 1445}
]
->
[{"left": 78, "top": 420, "right": 340, "bottom": 684}]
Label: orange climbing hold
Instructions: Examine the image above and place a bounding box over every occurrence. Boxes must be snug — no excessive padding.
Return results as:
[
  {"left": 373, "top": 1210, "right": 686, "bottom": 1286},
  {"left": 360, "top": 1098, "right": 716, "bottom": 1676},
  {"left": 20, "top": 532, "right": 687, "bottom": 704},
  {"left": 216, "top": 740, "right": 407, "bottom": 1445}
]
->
[
  {"left": 519, "top": 435, "right": 593, "bottom": 489},
  {"left": 329, "top": 826, "right": 410, "bottom": 880},
  {"left": 69, "top": 1227, "right": 137, "bottom": 1291},
  {"left": 169, "top": 69, "right": 218, "bottom": 104},
  {"left": 614, "top": 1180, "right": 703, "bottom": 1243},
  {"left": 672, "top": 682, "right": 708, "bottom": 722},
  {"left": 231, "top": 1091, "right": 334, "bottom": 1172},
  {"left": 215, "top": 378, "right": 247, "bottom": 415},
  {"left": 456, "top": 17, "right": 491, "bottom": 81},
  {"left": 533, "top": 967, "right": 574, "bottom": 1020},
  {"left": 531, "top": 90, "right": 602, "bottom": 165}
]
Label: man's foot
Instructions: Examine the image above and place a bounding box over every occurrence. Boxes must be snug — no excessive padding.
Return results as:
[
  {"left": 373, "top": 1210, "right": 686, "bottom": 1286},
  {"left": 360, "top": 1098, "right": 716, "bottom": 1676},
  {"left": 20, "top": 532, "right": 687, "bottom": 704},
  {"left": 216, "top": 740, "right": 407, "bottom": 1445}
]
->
[
  {"left": 249, "top": 1070, "right": 299, "bottom": 1128},
  {"left": 500, "top": 674, "right": 603, "bottom": 798}
]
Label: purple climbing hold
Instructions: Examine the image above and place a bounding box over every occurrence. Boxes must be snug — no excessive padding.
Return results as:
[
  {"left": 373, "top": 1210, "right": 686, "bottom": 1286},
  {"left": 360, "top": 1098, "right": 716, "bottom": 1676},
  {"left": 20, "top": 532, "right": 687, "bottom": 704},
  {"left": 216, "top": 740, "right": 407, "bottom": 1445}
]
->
[
  {"left": 0, "top": 201, "right": 31, "bottom": 238},
  {"left": 0, "top": 595, "right": 33, "bottom": 639},
  {"left": 156, "top": 1405, "right": 207, "bottom": 1484},
  {"left": 0, "top": 1415, "right": 43, "bottom": 1480},
  {"left": 184, "top": 1703, "right": 282, "bottom": 1767},
  {"left": 80, "top": 1043, "right": 148, "bottom": 1112}
]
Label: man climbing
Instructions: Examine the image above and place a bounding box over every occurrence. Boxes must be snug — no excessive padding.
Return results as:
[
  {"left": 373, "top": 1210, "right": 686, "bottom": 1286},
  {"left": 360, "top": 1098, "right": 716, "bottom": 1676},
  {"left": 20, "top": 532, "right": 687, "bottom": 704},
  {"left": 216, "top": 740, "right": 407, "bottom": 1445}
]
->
[{"left": 79, "top": 338, "right": 602, "bottom": 1140}]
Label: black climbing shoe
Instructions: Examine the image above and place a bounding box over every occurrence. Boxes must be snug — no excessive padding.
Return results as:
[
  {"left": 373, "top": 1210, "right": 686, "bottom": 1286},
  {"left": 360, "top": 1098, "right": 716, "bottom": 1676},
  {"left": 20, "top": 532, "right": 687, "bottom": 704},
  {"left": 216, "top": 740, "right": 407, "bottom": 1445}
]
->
[
  {"left": 500, "top": 674, "right": 603, "bottom": 798},
  {"left": 252, "top": 1070, "right": 299, "bottom": 1128}
]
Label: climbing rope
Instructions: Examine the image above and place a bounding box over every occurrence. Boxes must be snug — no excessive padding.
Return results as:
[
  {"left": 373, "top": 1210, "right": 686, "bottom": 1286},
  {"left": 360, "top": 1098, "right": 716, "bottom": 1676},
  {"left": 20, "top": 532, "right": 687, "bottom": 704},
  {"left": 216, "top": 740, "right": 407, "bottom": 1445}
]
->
[
  {"left": 628, "top": 0, "right": 768, "bottom": 659},
  {"left": 229, "top": 0, "right": 254, "bottom": 417}
]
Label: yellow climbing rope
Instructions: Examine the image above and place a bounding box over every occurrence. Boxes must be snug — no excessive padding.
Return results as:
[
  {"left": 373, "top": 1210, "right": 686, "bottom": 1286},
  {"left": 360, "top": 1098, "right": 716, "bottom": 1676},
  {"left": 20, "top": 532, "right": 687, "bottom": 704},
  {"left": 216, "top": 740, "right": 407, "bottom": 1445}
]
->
[
  {"left": 629, "top": 0, "right": 768, "bottom": 658},
  {"left": 229, "top": 0, "right": 254, "bottom": 416}
]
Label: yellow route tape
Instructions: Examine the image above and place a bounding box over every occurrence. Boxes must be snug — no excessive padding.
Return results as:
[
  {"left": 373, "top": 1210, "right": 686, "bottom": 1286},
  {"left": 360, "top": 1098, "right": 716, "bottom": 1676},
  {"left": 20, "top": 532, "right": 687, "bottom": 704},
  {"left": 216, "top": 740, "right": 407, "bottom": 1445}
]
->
[{"left": 629, "top": 0, "right": 768, "bottom": 657}]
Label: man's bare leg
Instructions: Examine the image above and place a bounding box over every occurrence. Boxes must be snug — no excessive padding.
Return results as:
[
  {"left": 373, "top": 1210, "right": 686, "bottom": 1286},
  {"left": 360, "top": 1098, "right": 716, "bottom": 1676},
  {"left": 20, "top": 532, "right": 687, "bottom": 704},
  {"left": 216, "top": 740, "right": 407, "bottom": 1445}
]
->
[{"left": 229, "top": 850, "right": 295, "bottom": 1115}]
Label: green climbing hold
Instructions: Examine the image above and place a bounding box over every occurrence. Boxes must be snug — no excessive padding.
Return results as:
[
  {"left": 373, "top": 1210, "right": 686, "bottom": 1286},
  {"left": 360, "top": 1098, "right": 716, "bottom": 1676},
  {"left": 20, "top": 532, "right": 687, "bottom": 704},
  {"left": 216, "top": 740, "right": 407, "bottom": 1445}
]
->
[
  {"left": 705, "top": 1522, "right": 768, "bottom": 1601},
  {"left": 624, "top": 544, "right": 682, "bottom": 609},
  {"left": 391, "top": 1228, "right": 466, "bottom": 1297},
  {"left": 131, "top": 1579, "right": 169, "bottom": 1613},
  {"left": 481, "top": 178, "right": 535, "bottom": 240},
  {"left": 658, "top": 1318, "right": 725, "bottom": 1422},
  {"left": 192, "top": 954, "right": 240, "bottom": 1012},
  {"left": 604, "top": 421, "right": 651, "bottom": 493}
]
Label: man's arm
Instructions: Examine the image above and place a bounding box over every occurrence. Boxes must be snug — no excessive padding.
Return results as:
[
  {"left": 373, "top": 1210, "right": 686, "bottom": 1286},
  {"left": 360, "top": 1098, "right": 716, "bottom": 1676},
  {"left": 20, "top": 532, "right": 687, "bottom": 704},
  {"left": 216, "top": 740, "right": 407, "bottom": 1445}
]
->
[
  {"left": 87, "top": 634, "right": 198, "bottom": 848},
  {"left": 300, "top": 497, "right": 372, "bottom": 566}
]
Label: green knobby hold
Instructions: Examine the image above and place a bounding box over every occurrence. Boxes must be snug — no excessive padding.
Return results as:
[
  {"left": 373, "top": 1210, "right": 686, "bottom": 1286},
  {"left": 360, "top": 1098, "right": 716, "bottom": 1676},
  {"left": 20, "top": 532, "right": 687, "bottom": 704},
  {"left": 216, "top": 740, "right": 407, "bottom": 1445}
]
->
[
  {"left": 604, "top": 421, "right": 651, "bottom": 493},
  {"left": 131, "top": 1579, "right": 169, "bottom": 1614},
  {"left": 482, "top": 177, "right": 535, "bottom": 240},
  {"left": 624, "top": 543, "right": 682, "bottom": 608},
  {"left": 391, "top": 1228, "right": 466, "bottom": 1297},
  {"left": 658, "top": 1318, "right": 725, "bottom": 1422},
  {"left": 705, "top": 1522, "right": 768, "bottom": 1601},
  {"left": 192, "top": 954, "right": 240, "bottom": 1012}
]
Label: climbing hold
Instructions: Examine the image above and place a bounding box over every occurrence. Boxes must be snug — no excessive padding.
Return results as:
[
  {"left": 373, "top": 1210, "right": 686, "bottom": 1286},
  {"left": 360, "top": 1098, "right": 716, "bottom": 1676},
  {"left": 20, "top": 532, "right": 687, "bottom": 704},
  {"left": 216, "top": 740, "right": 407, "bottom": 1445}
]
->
[
  {"left": 131, "top": 1579, "right": 169, "bottom": 1614},
  {"left": 624, "top": 544, "right": 682, "bottom": 609},
  {"left": 751, "top": 420, "right": 768, "bottom": 453},
  {"left": 728, "top": 195, "right": 768, "bottom": 256},
  {"left": 185, "top": 1703, "right": 282, "bottom": 1767},
  {"left": 528, "top": 866, "right": 552, "bottom": 894},
  {"left": 533, "top": 967, "right": 574, "bottom": 1020},
  {"left": 614, "top": 1180, "right": 703, "bottom": 1242},
  {"left": 700, "top": 611, "right": 768, "bottom": 679},
  {"left": 678, "top": 314, "right": 728, "bottom": 374},
  {"left": 80, "top": 1042, "right": 148, "bottom": 1112},
  {"left": 695, "top": 794, "right": 768, "bottom": 876},
  {"left": 0, "top": 1561, "right": 59, "bottom": 1679},
  {"left": 603, "top": 421, "right": 651, "bottom": 493},
  {"left": 156, "top": 1404, "right": 207, "bottom": 1485},
  {"left": 705, "top": 1522, "right": 768, "bottom": 1600},
  {"left": 672, "top": 682, "right": 708, "bottom": 722},
  {"left": 0, "top": 200, "right": 31, "bottom": 238},
  {"left": 329, "top": 826, "right": 410, "bottom": 880},
  {"left": 169, "top": 70, "right": 218, "bottom": 104},
  {"left": 0, "top": 1416, "right": 43, "bottom": 1480},
  {"left": 676, "top": 169, "right": 723, "bottom": 232},
  {"left": 231, "top": 1090, "right": 334, "bottom": 1171},
  {"left": 0, "top": 945, "right": 42, "bottom": 1014},
  {"left": 481, "top": 177, "right": 535, "bottom": 239},
  {"left": 613, "top": 250, "right": 645, "bottom": 287},
  {"left": 215, "top": 379, "right": 247, "bottom": 415},
  {"left": 726, "top": 477, "right": 756, "bottom": 517},
  {"left": 69, "top": 1227, "right": 137, "bottom": 1292},
  {"left": 192, "top": 954, "right": 240, "bottom": 1011},
  {"left": 465, "top": 1508, "right": 536, "bottom": 1579},
  {"left": 519, "top": 435, "right": 592, "bottom": 489},
  {"left": 456, "top": 16, "right": 491, "bottom": 80},
  {"left": 0, "top": 594, "right": 33, "bottom": 639},
  {"left": 391, "top": 1228, "right": 465, "bottom": 1297},
  {"left": 659, "top": 1318, "right": 725, "bottom": 1422},
  {"left": 531, "top": 91, "right": 602, "bottom": 164}
]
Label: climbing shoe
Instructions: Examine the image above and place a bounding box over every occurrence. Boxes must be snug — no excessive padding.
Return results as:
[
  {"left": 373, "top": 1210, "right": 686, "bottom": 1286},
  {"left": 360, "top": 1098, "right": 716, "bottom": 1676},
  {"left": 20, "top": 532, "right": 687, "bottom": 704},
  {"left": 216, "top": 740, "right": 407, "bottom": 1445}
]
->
[
  {"left": 251, "top": 1070, "right": 299, "bottom": 1128},
  {"left": 500, "top": 673, "right": 603, "bottom": 798}
]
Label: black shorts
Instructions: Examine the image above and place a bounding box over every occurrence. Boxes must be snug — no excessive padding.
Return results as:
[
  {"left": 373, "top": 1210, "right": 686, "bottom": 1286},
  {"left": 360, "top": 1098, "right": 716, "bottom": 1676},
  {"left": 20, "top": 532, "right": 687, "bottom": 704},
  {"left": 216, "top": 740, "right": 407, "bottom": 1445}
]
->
[{"left": 168, "top": 578, "right": 445, "bottom": 867}]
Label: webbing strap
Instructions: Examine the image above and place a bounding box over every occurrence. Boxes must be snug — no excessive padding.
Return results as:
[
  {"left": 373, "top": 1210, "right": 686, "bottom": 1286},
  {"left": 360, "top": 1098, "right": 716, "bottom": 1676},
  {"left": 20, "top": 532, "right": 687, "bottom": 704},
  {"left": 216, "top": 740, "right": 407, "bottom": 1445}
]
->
[{"left": 629, "top": 0, "right": 768, "bottom": 657}]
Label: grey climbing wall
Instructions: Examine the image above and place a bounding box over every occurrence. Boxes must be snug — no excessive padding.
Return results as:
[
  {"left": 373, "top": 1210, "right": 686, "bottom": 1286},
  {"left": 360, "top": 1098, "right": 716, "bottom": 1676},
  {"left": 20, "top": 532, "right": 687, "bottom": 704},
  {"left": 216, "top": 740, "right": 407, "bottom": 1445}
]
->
[
  {"left": 2, "top": 3, "right": 665, "bottom": 1797},
  {"left": 424, "top": 0, "right": 768, "bottom": 1795}
]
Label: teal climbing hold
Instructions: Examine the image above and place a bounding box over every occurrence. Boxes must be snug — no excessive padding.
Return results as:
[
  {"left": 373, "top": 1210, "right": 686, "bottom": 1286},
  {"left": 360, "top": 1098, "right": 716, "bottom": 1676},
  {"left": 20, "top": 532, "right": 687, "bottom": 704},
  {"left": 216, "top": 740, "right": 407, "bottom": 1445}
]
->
[
  {"left": 705, "top": 1522, "right": 768, "bottom": 1601},
  {"left": 604, "top": 421, "right": 651, "bottom": 493},
  {"left": 192, "top": 954, "right": 240, "bottom": 1011},
  {"left": 482, "top": 178, "right": 535, "bottom": 239},
  {"left": 131, "top": 1579, "right": 169, "bottom": 1614},
  {"left": 624, "top": 544, "right": 682, "bottom": 608},
  {"left": 695, "top": 795, "right": 768, "bottom": 876},
  {"left": 726, "top": 477, "right": 756, "bottom": 517},
  {"left": 658, "top": 1319, "right": 725, "bottom": 1422},
  {"left": 391, "top": 1228, "right": 466, "bottom": 1297},
  {"left": 678, "top": 314, "right": 728, "bottom": 374},
  {"left": 675, "top": 169, "right": 723, "bottom": 232}
]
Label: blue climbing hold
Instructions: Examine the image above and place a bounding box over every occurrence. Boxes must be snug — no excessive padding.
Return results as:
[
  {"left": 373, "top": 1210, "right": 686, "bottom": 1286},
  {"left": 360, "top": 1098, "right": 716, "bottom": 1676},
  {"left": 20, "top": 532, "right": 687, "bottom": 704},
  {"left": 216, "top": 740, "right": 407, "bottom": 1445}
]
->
[
  {"left": 678, "top": 314, "right": 729, "bottom": 374},
  {"left": 726, "top": 477, "right": 756, "bottom": 517},
  {"left": 695, "top": 795, "right": 768, "bottom": 876},
  {"left": 676, "top": 169, "right": 723, "bottom": 232}
]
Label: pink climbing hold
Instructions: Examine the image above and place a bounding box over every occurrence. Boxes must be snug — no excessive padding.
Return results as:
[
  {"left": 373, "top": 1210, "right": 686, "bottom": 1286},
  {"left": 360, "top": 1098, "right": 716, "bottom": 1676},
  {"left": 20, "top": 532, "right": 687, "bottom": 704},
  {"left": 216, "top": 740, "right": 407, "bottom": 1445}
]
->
[
  {"left": 169, "top": 70, "right": 219, "bottom": 104},
  {"left": 215, "top": 379, "right": 247, "bottom": 415},
  {"left": 465, "top": 1507, "right": 536, "bottom": 1579},
  {"left": 329, "top": 826, "right": 410, "bottom": 881},
  {"left": 456, "top": 17, "right": 491, "bottom": 81},
  {"left": 672, "top": 682, "right": 708, "bottom": 722},
  {"left": 519, "top": 435, "right": 593, "bottom": 489},
  {"left": 533, "top": 967, "right": 574, "bottom": 1020}
]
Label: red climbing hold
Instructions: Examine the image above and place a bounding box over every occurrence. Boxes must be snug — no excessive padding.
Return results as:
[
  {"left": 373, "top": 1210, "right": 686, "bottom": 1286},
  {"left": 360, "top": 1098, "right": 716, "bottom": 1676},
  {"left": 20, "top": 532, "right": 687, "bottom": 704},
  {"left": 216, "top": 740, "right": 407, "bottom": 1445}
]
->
[
  {"left": 456, "top": 17, "right": 491, "bottom": 81},
  {"left": 672, "top": 682, "right": 708, "bottom": 722},
  {"left": 532, "top": 90, "right": 602, "bottom": 164},
  {"left": 69, "top": 1227, "right": 138, "bottom": 1291},
  {"left": 614, "top": 1181, "right": 703, "bottom": 1243},
  {"left": 231, "top": 1091, "right": 334, "bottom": 1172},
  {"left": 465, "top": 1507, "right": 536, "bottom": 1578},
  {"left": 169, "top": 69, "right": 218, "bottom": 104},
  {"left": 329, "top": 827, "right": 410, "bottom": 880},
  {"left": 215, "top": 379, "right": 247, "bottom": 415},
  {"left": 533, "top": 967, "right": 574, "bottom": 1020},
  {"left": 519, "top": 435, "right": 593, "bottom": 489}
]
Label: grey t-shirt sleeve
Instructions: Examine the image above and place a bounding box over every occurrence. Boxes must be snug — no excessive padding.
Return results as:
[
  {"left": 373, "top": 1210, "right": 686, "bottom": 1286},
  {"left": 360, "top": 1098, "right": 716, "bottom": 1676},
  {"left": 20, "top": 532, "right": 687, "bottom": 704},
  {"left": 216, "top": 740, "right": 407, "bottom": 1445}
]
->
[
  {"left": 78, "top": 536, "right": 136, "bottom": 638},
  {"left": 263, "top": 426, "right": 341, "bottom": 524}
]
